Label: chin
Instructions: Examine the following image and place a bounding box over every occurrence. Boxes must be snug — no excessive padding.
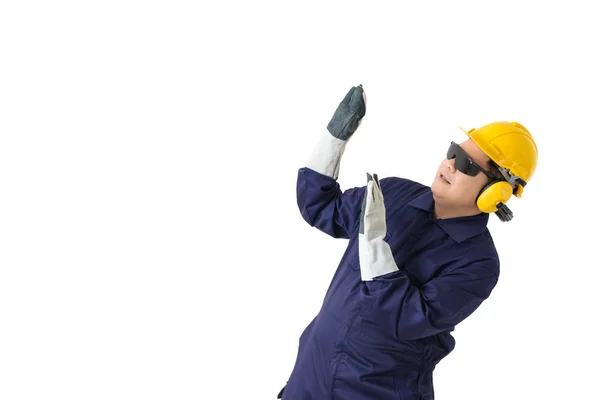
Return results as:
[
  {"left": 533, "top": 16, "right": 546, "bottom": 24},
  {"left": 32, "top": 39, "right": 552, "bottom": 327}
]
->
[
  {"left": 430, "top": 185, "right": 443, "bottom": 201},
  {"left": 430, "top": 179, "right": 445, "bottom": 195}
]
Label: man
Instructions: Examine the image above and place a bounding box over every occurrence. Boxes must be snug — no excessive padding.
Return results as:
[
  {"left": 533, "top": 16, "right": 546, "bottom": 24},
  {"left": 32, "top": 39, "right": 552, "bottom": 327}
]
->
[{"left": 277, "top": 85, "right": 538, "bottom": 399}]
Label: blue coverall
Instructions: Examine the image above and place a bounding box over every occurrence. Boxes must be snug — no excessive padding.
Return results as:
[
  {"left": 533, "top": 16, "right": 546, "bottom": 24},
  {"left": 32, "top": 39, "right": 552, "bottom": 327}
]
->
[{"left": 278, "top": 167, "right": 500, "bottom": 399}]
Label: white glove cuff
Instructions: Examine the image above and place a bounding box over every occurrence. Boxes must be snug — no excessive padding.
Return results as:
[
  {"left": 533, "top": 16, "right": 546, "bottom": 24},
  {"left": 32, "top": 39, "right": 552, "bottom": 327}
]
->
[{"left": 305, "top": 131, "right": 347, "bottom": 180}]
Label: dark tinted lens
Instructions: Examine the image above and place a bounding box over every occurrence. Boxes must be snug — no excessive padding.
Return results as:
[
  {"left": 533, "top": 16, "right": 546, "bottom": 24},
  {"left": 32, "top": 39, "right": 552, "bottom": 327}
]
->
[{"left": 447, "top": 142, "right": 478, "bottom": 176}]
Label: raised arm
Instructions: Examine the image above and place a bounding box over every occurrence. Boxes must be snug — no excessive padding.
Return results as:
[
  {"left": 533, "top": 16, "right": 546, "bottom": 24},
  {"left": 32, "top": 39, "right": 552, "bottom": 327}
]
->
[{"left": 296, "top": 85, "right": 367, "bottom": 239}]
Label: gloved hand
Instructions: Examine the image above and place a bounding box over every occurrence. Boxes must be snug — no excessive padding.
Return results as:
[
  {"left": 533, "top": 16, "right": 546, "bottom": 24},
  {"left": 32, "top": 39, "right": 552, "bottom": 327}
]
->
[
  {"left": 327, "top": 85, "right": 367, "bottom": 141},
  {"left": 358, "top": 173, "right": 399, "bottom": 282},
  {"left": 305, "top": 85, "right": 367, "bottom": 180}
]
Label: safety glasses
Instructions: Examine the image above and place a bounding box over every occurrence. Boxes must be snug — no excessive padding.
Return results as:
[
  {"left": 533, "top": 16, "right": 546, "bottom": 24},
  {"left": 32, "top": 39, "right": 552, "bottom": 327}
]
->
[{"left": 447, "top": 141, "right": 496, "bottom": 179}]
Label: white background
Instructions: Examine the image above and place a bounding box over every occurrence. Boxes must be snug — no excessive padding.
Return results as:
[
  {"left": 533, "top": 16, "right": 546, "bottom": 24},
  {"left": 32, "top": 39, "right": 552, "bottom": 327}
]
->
[{"left": 1, "top": 1, "right": 598, "bottom": 399}]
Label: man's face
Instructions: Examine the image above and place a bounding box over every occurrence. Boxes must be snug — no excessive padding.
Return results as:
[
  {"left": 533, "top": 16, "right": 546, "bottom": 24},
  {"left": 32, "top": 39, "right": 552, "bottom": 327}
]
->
[{"left": 431, "top": 139, "right": 492, "bottom": 209}]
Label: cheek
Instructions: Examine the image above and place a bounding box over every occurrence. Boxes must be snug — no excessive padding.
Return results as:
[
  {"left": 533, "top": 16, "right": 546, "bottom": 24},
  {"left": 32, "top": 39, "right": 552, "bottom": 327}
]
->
[
  {"left": 454, "top": 176, "right": 485, "bottom": 199},
  {"left": 470, "top": 176, "right": 491, "bottom": 198}
]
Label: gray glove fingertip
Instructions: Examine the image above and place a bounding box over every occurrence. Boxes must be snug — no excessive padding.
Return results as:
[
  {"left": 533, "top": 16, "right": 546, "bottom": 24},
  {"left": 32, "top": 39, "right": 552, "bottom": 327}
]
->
[
  {"left": 359, "top": 183, "right": 368, "bottom": 234},
  {"left": 341, "top": 86, "right": 356, "bottom": 105}
]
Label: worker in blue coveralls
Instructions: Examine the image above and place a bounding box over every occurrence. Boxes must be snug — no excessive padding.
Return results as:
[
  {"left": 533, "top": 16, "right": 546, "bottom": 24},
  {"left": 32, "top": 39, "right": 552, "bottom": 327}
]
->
[{"left": 277, "top": 85, "right": 538, "bottom": 399}]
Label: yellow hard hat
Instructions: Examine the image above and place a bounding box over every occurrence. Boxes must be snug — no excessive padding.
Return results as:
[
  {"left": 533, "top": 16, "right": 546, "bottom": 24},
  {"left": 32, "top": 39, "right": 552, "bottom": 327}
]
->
[{"left": 462, "top": 121, "right": 538, "bottom": 198}]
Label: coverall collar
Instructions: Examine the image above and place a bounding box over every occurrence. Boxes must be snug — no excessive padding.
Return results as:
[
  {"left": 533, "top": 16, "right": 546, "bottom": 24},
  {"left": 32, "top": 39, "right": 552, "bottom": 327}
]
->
[{"left": 407, "top": 189, "right": 490, "bottom": 243}]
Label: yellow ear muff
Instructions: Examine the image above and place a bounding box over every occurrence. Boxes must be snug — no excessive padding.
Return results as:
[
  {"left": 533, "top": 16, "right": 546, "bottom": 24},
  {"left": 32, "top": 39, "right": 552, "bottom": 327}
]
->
[{"left": 476, "top": 181, "right": 514, "bottom": 214}]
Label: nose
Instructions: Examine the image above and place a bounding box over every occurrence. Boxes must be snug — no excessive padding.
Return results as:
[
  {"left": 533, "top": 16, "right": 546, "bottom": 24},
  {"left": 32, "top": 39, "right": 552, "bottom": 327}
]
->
[{"left": 443, "top": 158, "right": 456, "bottom": 173}]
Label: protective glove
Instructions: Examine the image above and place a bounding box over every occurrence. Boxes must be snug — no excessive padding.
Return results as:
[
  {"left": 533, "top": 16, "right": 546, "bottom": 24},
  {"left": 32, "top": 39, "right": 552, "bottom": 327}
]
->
[
  {"left": 358, "top": 173, "right": 399, "bottom": 282},
  {"left": 327, "top": 84, "right": 367, "bottom": 141},
  {"left": 306, "top": 85, "right": 367, "bottom": 179}
]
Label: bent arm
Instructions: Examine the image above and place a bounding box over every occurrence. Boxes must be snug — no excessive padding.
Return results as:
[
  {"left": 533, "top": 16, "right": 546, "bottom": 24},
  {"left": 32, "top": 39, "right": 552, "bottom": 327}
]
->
[{"left": 360, "top": 261, "right": 499, "bottom": 340}]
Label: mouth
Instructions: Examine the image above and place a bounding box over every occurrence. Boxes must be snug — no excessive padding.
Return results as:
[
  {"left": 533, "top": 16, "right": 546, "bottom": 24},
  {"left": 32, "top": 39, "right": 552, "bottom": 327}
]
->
[{"left": 438, "top": 173, "right": 450, "bottom": 184}]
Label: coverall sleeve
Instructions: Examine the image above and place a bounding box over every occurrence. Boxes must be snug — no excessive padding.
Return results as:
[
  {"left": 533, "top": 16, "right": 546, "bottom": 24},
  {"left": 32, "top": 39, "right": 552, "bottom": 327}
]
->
[
  {"left": 360, "top": 260, "right": 499, "bottom": 340},
  {"left": 297, "top": 167, "right": 365, "bottom": 239}
]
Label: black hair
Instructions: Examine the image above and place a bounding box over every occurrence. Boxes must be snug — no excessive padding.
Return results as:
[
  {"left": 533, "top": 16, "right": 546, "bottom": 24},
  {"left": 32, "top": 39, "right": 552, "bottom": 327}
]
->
[{"left": 486, "top": 160, "right": 505, "bottom": 182}]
